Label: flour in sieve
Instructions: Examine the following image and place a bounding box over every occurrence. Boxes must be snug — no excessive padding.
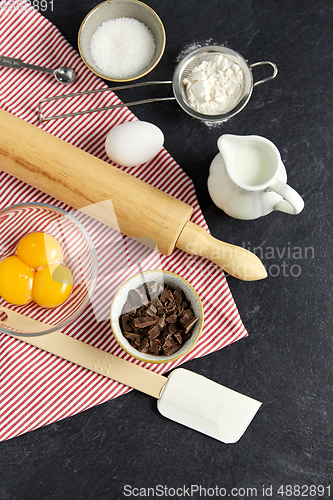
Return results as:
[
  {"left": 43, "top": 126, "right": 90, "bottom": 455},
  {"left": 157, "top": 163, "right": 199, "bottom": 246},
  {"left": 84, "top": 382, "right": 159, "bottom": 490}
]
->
[{"left": 183, "top": 55, "right": 245, "bottom": 115}]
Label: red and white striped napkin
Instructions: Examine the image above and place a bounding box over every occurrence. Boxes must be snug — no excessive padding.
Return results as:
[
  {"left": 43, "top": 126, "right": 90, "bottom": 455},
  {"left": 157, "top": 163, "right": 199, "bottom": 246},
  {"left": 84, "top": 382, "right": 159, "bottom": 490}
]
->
[{"left": 0, "top": 1, "right": 247, "bottom": 441}]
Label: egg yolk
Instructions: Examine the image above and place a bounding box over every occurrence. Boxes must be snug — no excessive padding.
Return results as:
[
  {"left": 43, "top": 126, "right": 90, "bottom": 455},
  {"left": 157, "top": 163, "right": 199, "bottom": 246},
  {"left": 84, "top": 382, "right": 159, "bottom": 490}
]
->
[
  {"left": 0, "top": 256, "right": 35, "bottom": 305},
  {"left": 17, "top": 232, "right": 62, "bottom": 270},
  {"left": 32, "top": 263, "right": 73, "bottom": 309}
]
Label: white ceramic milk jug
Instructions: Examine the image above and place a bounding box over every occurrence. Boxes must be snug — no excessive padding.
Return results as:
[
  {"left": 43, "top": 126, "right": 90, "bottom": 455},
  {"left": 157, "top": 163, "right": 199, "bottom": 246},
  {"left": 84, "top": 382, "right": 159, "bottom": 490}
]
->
[{"left": 207, "top": 135, "right": 304, "bottom": 220}]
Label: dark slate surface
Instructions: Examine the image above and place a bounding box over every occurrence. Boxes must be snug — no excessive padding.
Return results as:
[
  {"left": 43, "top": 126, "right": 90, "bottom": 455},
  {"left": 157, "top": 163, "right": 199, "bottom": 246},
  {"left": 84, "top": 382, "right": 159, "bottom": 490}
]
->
[{"left": 1, "top": 0, "right": 333, "bottom": 498}]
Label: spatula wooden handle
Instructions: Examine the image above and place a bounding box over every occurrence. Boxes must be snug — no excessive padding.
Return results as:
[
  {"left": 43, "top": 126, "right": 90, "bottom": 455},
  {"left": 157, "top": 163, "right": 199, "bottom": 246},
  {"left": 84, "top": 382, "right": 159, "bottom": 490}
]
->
[
  {"left": 1, "top": 305, "right": 166, "bottom": 399},
  {"left": 8, "top": 330, "right": 167, "bottom": 399},
  {"left": 176, "top": 221, "right": 267, "bottom": 281}
]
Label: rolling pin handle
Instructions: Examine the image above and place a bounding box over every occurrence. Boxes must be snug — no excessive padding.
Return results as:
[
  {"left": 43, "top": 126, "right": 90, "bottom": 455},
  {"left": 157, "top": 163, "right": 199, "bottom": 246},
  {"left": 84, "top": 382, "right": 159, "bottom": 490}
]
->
[{"left": 176, "top": 221, "right": 267, "bottom": 281}]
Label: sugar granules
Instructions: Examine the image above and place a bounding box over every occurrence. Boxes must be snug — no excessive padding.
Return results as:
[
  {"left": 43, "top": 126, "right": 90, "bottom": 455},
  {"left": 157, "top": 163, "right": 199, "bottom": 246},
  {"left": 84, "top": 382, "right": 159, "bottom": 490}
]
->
[
  {"left": 89, "top": 17, "right": 156, "bottom": 79},
  {"left": 183, "top": 54, "right": 245, "bottom": 115}
]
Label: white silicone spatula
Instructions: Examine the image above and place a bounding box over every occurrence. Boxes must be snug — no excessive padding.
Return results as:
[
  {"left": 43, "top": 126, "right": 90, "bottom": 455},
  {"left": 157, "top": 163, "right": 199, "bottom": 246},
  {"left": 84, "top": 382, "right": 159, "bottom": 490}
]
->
[{"left": 1, "top": 307, "right": 262, "bottom": 444}]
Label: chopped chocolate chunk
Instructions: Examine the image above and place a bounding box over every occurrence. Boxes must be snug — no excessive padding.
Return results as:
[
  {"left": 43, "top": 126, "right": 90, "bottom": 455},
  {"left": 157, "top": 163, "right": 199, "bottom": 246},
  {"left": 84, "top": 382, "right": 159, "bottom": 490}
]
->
[
  {"left": 146, "top": 303, "right": 157, "bottom": 317},
  {"left": 146, "top": 280, "right": 164, "bottom": 299},
  {"left": 165, "top": 314, "right": 178, "bottom": 323},
  {"left": 159, "top": 330, "right": 170, "bottom": 343},
  {"left": 119, "top": 280, "right": 199, "bottom": 357},
  {"left": 176, "top": 301, "right": 182, "bottom": 314},
  {"left": 137, "top": 284, "right": 148, "bottom": 297},
  {"left": 163, "top": 343, "right": 181, "bottom": 356},
  {"left": 160, "top": 289, "right": 174, "bottom": 304},
  {"left": 150, "top": 338, "right": 161, "bottom": 355},
  {"left": 167, "top": 323, "right": 178, "bottom": 335},
  {"left": 157, "top": 314, "right": 166, "bottom": 329},
  {"left": 121, "top": 313, "right": 133, "bottom": 332},
  {"left": 162, "top": 337, "right": 176, "bottom": 350},
  {"left": 182, "top": 332, "right": 192, "bottom": 342},
  {"left": 123, "top": 331, "right": 141, "bottom": 343},
  {"left": 174, "top": 332, "right": 183, "bottom": 344},
  {"left": 165, "top": 306, "right": 177, "bottom": 316},
  {"left": 152, "top": 296, "right": 163, "bottom": 308},
  {"left": 133, "top": 338, "right": 141, "bottom": 348},
  {"left": 174, "top": 288, "right": 184, "bottom": 302},
  {"left": 132, "top": 316, "right": 156, "bottom": 329},
  {"left": 148, "top": 324, "right": 160, "bottom": 340},
  {"left": 128, "top": 288, "right": 149, "bottom": 307},
  {"left": 179, "top": 309, "right": 194, "bottom": 328},
  {"left": 137, "top": 305, "right": 149, "bottom": 317},
  {"left": 138, "top": 328, "right": 149, "bottom": 338},
  {"left": 180, "top": 308, "right": 194, "bottom": 319},
  {"left": 139, "top": 338, "right": 150, "bottom": 353},
  {"left": 183, "top": 315, "right": 199, "bottom": 334}
]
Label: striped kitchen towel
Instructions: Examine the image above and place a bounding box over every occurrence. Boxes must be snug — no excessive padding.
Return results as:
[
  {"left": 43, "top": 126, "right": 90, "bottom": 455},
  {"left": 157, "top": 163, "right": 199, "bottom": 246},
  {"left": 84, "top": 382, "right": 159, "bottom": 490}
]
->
[{"left": 0, "top": 0, "right": 247, "bottom": 441}]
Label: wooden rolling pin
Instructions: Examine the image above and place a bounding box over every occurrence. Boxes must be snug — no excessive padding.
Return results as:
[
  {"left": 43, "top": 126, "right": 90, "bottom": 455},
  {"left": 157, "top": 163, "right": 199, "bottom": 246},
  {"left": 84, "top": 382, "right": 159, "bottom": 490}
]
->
[{"left": 0, "top": 109, "right": 266, "bottom": 280}]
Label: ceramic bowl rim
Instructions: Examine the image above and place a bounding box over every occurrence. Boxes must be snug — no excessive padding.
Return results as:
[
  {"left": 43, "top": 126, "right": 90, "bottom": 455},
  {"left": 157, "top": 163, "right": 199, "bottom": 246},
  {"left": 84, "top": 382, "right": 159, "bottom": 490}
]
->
[
  {"left": 110, "top": 269, "right": 204, "bottom": 364},
  {"left": 78, "top": 0, "right": 166, "bottom": 82}
]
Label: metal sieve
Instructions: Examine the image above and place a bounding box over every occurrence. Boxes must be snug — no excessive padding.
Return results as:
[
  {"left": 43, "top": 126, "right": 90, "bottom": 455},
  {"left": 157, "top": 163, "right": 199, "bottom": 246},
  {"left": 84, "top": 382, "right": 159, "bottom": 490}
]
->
[
  {"left": 38, "top": 46, "right": 277, "bottom": 122},
  {"left": 172, "top": 45, "right": 278, "bottom": 122}
]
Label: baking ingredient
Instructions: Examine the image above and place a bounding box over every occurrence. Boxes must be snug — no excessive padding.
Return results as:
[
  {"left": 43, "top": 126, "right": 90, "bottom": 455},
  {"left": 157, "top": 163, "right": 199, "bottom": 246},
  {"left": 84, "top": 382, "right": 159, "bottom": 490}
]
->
[
  {"left": 0, "top": 256, "right": 34, "bottom": 305},
  {"left": 119, "top": 281, "right": 199, "bottom": 356},
  {"left": 90, "top": 17, "right": 156, "bottom": 79},
  {"left": 0, "top": 232, "right": 73, "bottom": 308},
  {"left": 232, "top": 146, "right": 273, "bottom": 186},
  {"left": 105, "top": 121, "right": 164, "bottom": 167},
  {"left": 183, "top": 54, "right": 245, "bottom": 115},
  {"left": 17, "top": 232, "right": 62, "bottom": 270},
  {"left": 32, "top": 263, "right": 73, "bottom": 309}
]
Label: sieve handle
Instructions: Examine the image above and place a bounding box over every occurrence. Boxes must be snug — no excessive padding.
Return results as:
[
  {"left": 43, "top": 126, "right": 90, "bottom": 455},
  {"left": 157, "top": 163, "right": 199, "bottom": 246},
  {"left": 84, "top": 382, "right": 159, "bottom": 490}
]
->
[
  {"left": 38, "top": 81, "right": 174, "bottom": 122},
  {"left": 249, "top": 61, "right": 278, "bottom": 87}
]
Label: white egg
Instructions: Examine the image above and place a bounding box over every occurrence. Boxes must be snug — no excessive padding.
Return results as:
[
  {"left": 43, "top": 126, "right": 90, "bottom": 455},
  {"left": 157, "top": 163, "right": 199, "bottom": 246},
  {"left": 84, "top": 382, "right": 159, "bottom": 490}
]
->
[{"left": 105, "top": 121, "right": 164, "bottom": 167}]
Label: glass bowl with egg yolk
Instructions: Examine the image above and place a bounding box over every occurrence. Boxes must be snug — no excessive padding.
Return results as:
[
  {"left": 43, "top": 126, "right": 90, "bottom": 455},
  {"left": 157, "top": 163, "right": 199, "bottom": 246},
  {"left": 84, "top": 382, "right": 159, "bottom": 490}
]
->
[{"left": 0, "top": 203, "right": 98, "bottom": 336}]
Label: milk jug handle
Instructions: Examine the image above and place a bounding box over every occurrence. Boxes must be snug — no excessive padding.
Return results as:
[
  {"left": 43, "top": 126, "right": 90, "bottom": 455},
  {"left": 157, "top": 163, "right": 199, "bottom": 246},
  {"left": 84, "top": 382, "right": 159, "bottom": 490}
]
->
[
  {"left": 249, "top": 61, "right": 278, "bottom": 87},
  {"left": 267, "top": 179, "right": 304, "bottom": 215}
]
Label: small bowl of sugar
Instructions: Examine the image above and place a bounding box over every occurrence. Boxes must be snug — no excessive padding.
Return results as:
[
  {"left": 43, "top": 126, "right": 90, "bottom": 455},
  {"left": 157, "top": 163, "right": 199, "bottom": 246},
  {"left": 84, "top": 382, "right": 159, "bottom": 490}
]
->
[{"left": 78, "top": 0, "right": 166, "bottom": 82}]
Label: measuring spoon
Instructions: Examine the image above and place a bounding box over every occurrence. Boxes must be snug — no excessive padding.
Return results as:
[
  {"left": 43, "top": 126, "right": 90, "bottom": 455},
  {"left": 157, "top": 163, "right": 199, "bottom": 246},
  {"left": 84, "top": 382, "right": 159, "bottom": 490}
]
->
[{"left": 0, "top": 55, "right": 76, "bottom": 84}]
